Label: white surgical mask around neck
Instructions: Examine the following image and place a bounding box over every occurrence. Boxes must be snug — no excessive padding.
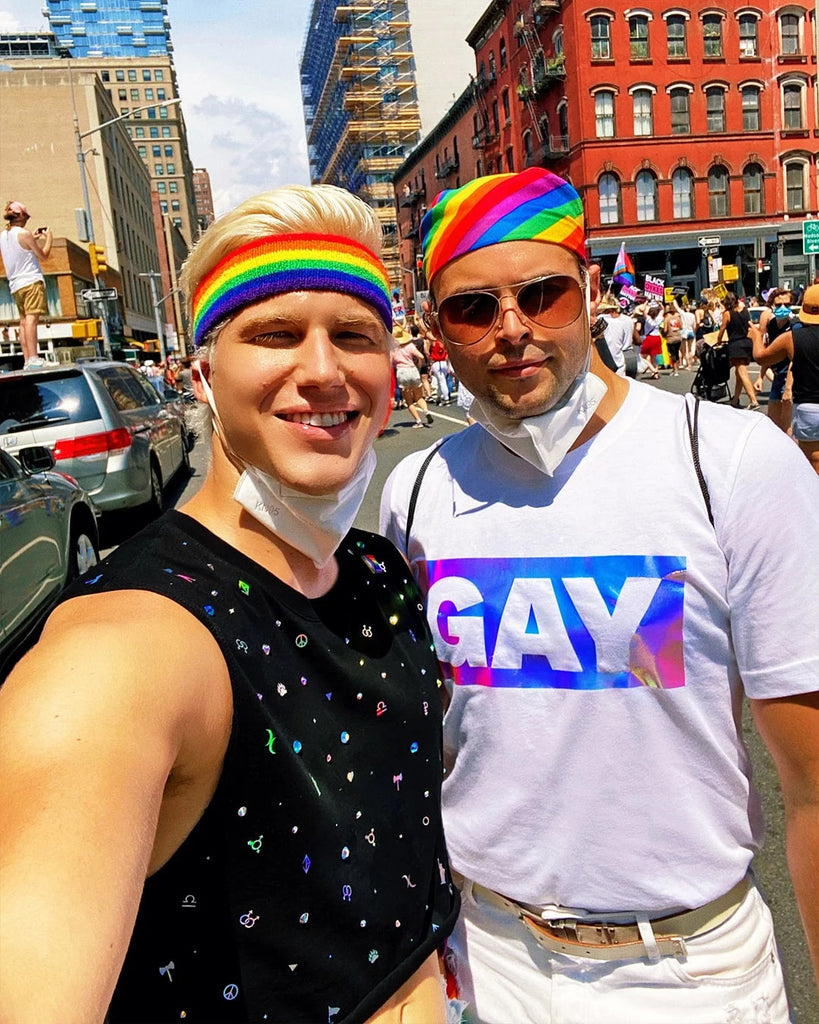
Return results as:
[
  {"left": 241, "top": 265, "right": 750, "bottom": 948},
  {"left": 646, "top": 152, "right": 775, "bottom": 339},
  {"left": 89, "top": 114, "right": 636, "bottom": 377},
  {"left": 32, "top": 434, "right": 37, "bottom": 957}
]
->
[{"left": 195, "top": 361, "right": 376, "bottom": 567}]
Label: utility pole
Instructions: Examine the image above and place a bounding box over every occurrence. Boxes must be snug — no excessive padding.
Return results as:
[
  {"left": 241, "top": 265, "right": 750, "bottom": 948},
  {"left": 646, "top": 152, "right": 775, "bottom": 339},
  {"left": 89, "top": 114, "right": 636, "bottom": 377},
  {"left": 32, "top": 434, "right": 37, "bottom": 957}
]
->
[{"left": 139, "top": 272, "right": 167, "bottom": 363}]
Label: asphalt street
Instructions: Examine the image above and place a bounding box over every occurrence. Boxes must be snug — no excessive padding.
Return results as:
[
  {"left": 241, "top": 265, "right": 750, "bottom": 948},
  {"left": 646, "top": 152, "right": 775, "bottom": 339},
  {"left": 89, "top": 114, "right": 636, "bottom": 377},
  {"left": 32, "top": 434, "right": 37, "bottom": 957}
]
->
[{"left": 116, "top": 365, "right": 815, "bottom": 1021}]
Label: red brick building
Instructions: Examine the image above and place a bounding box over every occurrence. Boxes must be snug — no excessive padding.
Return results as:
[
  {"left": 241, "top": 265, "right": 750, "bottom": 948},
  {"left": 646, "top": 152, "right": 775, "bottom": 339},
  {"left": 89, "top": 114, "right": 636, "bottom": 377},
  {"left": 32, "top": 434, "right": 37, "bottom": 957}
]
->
[{"left": 395, "top": 0, "right": 818, "bottom": 299}]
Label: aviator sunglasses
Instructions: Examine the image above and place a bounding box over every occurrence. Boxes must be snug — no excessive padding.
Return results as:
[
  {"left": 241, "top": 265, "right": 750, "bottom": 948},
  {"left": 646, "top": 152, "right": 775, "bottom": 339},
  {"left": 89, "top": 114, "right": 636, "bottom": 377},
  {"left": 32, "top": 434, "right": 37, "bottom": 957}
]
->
[{"left": 427, "top": 274, "right": 586, "bottom": 347}]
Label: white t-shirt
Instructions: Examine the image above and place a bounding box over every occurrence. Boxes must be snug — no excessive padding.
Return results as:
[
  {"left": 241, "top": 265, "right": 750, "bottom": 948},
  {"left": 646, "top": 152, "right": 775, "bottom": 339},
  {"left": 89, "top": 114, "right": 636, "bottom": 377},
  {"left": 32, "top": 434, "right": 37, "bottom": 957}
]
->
[
  {"left": 380, "top": 381, "right": 819, "bottom": 913},
  {"left": 0, "top": 226, "right": 44, "bottom": 292},
  {"left": 601, "top": 313, "right": 635, "bottom": 374}
]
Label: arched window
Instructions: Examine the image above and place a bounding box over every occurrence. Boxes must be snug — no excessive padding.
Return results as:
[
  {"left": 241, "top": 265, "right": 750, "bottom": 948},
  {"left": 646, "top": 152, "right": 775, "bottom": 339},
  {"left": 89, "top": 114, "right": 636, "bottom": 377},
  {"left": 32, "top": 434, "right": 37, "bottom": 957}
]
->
[
  {"left": 780, "top": 13, "right": 801, "bottom": 55},
  {"left": 743, "top": 163, "right": 764, "bottom": 214},
  {"left": 632, "top": 88, "right": 653, "bottom": 135},
  {"left": 741, "top": 86, "right": 761, "bottom": 131},
  {"left": 598, "top": 173, "right": 621, "bottom": 224},
  {"left": 783, "top": 83, "right": 805, "bottom": 130},
  {"left": 672, "top": 167, "right": 694, "bottom": 218},
  {"left": 738, "top": 14, "right": 758, "bottom": 57},
  {"left": 523, "top": 131, "right": 533, "bottom": 162},
  {"left": 499, "top": 37, "right": 507, "bottom": 68},
  {"left": 629, "top": 15, "right": 650, "bottom": 59},
  {"left": 590, "top": 15, "right": 612, "bottom": 60},
  {"left": 594, "top": 90, "right": 616, "bottom": 137},
  {"left": 670, "top": 87, "right": 690, "bottom": 134},
  {"left": 553, "top": 28, "right": 564, "bottom": 55},
  {"left": 705, "top": 86, "right": 726, "bottom": 132},
  {"left": 785, "top": 160, "right": 806, "bottom": 212},
  {"left": 666, "top": 14, "right": 687, "bottom": 58},
  {"left": 635, "top": 169, "right": 658, "bottom": 221},
  {"left": 708, "top": 165, "right": 730, "bottom": 216},
  {"left": 703, "top": 14, "right": 723, "bottom": 57}
]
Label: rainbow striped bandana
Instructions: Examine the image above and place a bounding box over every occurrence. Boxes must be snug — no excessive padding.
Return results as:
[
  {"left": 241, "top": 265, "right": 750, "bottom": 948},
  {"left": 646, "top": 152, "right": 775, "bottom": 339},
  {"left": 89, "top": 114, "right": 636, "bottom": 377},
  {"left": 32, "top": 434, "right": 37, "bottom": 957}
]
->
[
  {"left": 420, "top": 168, "right": 586, "bottom": 284},
  {"left": 192, "top": 232, "right": 392, "bottom": 347}
]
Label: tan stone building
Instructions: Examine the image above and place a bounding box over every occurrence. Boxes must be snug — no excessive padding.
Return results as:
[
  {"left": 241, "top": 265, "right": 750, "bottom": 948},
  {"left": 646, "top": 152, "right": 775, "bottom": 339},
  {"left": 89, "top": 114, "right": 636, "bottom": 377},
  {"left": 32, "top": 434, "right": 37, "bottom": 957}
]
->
[{"left": 0, "top": 63, "right": 162, "bottom": 344}]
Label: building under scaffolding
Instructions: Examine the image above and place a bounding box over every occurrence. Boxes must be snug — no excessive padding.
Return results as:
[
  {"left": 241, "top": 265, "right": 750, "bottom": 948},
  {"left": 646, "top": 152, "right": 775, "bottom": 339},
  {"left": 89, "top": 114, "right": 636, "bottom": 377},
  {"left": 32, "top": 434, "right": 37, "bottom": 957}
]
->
[{"left": 300, "top": 1, "right": 421, "bottom": 286}]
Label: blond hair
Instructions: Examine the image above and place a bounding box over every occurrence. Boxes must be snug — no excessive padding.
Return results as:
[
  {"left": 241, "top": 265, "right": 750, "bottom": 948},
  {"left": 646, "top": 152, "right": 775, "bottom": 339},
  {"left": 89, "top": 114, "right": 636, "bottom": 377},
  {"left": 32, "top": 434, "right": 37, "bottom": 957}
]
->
[{"left": 181, "top": 183, "right": 383, "bottom": 353}]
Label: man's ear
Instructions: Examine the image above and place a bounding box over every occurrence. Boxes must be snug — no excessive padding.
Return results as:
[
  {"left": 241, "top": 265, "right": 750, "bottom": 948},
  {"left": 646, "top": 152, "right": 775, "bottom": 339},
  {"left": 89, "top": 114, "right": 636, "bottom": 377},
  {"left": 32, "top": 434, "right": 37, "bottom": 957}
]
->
[
  {"left": 191, "top": 358, "right": 211, "bottom": 405},
  {"left": 587, "top": 264, "right": 602, "bottom": 316}
]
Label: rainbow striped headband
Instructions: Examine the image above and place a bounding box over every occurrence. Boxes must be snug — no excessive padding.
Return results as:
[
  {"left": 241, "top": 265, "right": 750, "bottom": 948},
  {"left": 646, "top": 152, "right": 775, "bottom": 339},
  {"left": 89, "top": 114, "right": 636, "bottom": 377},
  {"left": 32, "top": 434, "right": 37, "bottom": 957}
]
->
[
  {"left": 192, "top": 233, "right": 392, "bottom": 347},
  {"left": 420, "top": 168, "right": 586, "bottom": 284}
]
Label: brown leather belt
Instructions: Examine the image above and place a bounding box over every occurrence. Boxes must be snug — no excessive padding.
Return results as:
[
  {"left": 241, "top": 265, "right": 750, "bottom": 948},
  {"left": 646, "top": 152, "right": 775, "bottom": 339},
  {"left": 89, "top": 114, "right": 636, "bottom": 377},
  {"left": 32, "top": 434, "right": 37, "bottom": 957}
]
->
[{"left": 491, "top": 875, "right": 752, "bottom": 962}]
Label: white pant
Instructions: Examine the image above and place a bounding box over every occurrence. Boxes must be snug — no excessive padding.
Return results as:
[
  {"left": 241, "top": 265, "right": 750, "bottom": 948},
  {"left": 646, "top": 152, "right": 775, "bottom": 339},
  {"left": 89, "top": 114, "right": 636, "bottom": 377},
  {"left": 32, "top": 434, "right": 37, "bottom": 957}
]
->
[{"left": 445, "top": 878, "right": 792, "bottom": 1024}]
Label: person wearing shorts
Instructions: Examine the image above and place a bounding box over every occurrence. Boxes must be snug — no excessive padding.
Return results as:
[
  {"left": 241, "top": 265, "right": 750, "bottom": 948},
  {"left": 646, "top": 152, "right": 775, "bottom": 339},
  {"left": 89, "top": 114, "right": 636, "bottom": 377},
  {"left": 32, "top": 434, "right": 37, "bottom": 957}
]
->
[
  {"left": 0, "top": 200, "right": 52, "bottom": 368},
  {"left": 391, "top": 327, "right": 433, "bottom": 428},
  {"left": 755, "top": 283, "right": 819, "bottom": 474}
]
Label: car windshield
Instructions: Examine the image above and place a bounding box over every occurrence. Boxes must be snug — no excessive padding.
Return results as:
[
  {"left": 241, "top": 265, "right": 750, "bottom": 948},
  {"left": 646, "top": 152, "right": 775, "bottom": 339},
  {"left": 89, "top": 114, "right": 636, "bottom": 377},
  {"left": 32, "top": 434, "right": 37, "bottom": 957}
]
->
[{"left": 0, "top": 371, "right": 99, "bottom": 435}]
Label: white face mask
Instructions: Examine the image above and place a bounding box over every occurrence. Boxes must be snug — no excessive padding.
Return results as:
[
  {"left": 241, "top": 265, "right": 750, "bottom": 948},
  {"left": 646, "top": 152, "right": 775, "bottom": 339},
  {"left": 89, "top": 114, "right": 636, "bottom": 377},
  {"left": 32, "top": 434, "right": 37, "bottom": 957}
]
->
[
  {"left": 195, "top": 362, "right": 376, "bottom": 567},
  {"left": 468, "top": 281, "right": 607, "bottom": 476}
]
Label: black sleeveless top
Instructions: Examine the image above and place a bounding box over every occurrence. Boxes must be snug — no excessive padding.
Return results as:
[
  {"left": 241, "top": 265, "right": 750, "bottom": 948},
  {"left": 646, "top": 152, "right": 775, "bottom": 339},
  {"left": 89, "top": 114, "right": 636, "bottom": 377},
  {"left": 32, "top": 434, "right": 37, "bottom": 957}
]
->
[
  {"left": 62, "top": 512, "right": 458, "bottom": 1023},
  {"left": 792, "top": 322, "right": 819, "bottom": 405}
]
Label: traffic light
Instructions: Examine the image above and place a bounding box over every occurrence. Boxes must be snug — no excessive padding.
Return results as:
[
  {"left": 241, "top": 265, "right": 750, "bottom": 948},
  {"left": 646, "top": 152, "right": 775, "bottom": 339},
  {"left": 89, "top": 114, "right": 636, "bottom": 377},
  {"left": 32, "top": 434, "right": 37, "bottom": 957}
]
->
[
  {"left": 88, "top": 243, "right": 107, "bottom": 277},
  {"left": 415, "top": 255, "right": 423, "bottom": 273}
]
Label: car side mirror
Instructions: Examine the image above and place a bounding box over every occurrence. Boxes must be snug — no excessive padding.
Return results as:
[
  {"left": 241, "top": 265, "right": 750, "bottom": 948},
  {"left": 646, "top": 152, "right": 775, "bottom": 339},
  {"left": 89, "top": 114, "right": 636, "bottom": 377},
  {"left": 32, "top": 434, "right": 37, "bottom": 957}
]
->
[
  {"left": 163, "top": 388, "right": 179, "bottom": 401},
  {"left": 18, "top": 445, "right": 56, "bottom": 475}
]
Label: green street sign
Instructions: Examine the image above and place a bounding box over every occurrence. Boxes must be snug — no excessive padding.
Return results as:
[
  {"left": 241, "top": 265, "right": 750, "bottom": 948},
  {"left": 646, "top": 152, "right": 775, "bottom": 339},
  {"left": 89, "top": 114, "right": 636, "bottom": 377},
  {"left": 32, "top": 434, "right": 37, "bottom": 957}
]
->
[{"left": 803, "top": 220, "right": 819, "bottom": 255}]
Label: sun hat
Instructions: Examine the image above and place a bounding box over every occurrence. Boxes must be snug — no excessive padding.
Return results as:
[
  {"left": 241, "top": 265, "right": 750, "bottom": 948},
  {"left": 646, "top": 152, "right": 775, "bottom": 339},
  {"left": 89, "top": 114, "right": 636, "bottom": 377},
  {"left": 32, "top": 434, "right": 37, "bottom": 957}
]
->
[{"left": 798, "top": 284, "right": 819, "bottom": 324}]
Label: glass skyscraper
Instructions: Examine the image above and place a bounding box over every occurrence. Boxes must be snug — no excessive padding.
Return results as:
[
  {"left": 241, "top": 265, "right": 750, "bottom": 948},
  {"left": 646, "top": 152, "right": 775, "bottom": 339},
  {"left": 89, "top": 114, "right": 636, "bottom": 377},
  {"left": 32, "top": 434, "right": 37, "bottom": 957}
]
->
[{"left": 44, "top": 0, "right": 171, "bottom": 58}]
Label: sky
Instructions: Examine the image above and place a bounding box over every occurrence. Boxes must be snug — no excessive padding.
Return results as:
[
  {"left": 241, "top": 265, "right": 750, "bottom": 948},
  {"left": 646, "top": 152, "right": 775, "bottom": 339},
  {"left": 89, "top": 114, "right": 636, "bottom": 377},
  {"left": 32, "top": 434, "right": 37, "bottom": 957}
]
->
[{"left": 0, "top": 0, "right": 315, "bottom": 215}]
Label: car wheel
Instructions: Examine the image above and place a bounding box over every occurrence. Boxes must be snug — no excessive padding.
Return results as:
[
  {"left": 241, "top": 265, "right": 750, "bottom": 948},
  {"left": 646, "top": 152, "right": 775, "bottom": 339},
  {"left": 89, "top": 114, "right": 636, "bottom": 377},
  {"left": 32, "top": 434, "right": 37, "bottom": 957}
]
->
[
  {"left": 145, "top": 459, "right": 164, "bottom": 519},
  {"left": 69, "top": 519, "right": 100, "bottom": 580}
]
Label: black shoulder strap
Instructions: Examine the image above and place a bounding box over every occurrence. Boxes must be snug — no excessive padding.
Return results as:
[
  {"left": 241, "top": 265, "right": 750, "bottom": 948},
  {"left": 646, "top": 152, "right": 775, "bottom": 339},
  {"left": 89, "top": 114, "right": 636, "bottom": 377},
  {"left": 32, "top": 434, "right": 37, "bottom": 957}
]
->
[
  {"left": 404, "top": 438, "right": 449, "bottom": 554},
  {"left": 684, "top": 394, "right": 714, "bottom": 527}
]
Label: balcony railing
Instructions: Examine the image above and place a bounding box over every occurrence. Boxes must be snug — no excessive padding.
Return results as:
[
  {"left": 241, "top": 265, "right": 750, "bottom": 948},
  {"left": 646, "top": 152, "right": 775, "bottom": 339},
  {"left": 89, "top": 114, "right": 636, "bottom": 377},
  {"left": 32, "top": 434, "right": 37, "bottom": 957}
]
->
[
  {"left": 399, "top": 187, "right": 425, "bottom": 208},
  {"left": 524, "top": 134, "right": 570, "bottom": 166},
  {"left": 472, "top": 128, "right": 497, "bottom": 149},
  {"left": 435, "top": 156, "right": 460, "bottom": 179}
]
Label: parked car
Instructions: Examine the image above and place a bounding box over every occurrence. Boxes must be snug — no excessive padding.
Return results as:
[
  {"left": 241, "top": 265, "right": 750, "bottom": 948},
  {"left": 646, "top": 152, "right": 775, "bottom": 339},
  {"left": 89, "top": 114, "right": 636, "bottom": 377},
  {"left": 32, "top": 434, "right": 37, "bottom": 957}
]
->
[
  {"left": 0, "top": 444, "right": 100, "bottom": 677},
  {"left": 0, "top": 360, "right": 192, "bottom": 519}
]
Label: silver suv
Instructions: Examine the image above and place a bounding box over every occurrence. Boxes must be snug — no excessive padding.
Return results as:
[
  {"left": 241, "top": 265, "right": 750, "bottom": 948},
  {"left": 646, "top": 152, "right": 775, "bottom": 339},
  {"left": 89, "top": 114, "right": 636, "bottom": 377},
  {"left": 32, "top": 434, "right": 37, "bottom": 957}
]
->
[{"left": 0, "top": 360, "right": 192, "bottom": 518}]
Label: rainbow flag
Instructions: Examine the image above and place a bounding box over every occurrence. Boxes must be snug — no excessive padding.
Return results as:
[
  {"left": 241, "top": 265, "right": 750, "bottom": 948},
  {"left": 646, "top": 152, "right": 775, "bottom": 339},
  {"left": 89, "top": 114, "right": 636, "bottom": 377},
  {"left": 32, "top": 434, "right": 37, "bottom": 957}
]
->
[{"left": 612, "top": 242, "right": 635, "bottom": 287}]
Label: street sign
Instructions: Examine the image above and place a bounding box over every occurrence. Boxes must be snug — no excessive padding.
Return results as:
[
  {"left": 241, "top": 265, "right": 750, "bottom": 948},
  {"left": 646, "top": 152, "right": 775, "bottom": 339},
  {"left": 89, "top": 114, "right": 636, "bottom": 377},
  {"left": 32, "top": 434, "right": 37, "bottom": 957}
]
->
[
  {"left": 705, "top": 246, "right": 720, "bottom": 257},
  {"left": 81, "top": 288, "right": 118, "bottom": 301},
  {"left": 803, "top": 220, "right": 819, "bottom": 255},
  {"left": 698, "top": 235, "right": 721, "bottom": 248}
]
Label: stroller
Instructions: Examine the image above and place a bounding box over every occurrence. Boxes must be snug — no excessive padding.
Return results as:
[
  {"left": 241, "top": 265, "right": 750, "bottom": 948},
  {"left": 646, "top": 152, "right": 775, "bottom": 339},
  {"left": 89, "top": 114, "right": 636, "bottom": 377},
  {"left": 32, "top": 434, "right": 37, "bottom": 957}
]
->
[{"left": 691, "top": 342, "right": 730, "bottom": 402}]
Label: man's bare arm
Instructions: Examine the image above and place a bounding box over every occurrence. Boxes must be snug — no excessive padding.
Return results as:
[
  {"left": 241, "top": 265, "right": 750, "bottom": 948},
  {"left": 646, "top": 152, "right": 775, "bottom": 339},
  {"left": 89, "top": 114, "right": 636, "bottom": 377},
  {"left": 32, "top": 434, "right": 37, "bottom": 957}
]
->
[
  {"left": 751, "top": 692, "right": 819, "bottom": 992},
  {"left": 0, "top": 591, "right": 231, "bottom": 1024}
]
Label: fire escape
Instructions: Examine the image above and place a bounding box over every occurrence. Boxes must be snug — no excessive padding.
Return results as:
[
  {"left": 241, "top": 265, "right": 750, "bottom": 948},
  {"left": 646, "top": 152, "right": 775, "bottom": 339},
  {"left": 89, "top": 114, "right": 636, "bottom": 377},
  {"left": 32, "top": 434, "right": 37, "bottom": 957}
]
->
[{"left": 513, "top": 0, "right": 568, "bottom": 165}]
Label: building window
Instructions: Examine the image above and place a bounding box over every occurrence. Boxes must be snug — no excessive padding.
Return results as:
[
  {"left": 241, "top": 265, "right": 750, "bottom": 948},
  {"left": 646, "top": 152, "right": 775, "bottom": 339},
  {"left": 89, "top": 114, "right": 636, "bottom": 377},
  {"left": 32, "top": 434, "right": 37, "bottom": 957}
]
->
[
  {"left": 523, "top": 131, "right": 533, "bottom": 161},
  {"left": 169, "top": 181, "right": 178, "bottom": 193},
  {"left": 173, "top": 219, "right": 182, "bottom": 229},
  {"left": 502, "top": 89, "right": 510, "bottom": 123},
  {"left": 121, "top": 107, "right": 130, "bottom": 117},
  {"left": 152, "top": 145, "right": 161, "bottom": 156},
  {"left": 149, "top": 127, "right": 159, "bottom": 138},
  {"left": 672, "top": 167, "right": 694, "bottom": 218},
  {"left": 705, "top": 87, "right": 725, "bottom": 132},
  {"left": 137, "top": 145, "right": 147, "bottom": 158},
  {"left": 116, "top": 69, "right": 124, "bottom": 82},
  {"left": 159, "top": 200, "right": 168, "bottom": 214},
  {"left": 156, "top": 181, "right": 166, "bottom": 193},
  {"left": 118, "top": 88, "right": 127, "bottom": 100},
  {"left": 492, "top": 100, "right": 500, "bottom": 134},
  {"left": 558, "top": 102, "right": 569, "bottom": 141},
  {"left": 785, "top": 161, "right": 805, "bottom": 211},
  {"left": 155, "top": 164, "right": 164, "bottom": 175},
  {"left": 145, "top": 88, "right": 154, "bottom": 100},
  {"left": 783, "top": 83, "right": 804, "bottom": 129},
  {"left": 598, "top": 173, "right": 621, "bottom": 224},
  {"left": 632, "top": 88, "right": 653, "bottom": 135},
  {"left": 629, "top": 15, "right": 649, "bottom": 59},
  {"left": 154, "top": 69, "right": 164, "bottom": 81},
  {"left": 143, "top": 69, "right": 151, "bottom": 81},
  {"left": 741, "top": 86, "right": 761, "bottom": 131},
  {"left": 506, "top": 147, "right": 514, "bottom": 171},
  {"left": 499, "top": 37, "right": 506, "bottom": 68},
  {"left": 780, "top": 14, "right": 801, "bottom": 55},
  {"left": 703, "top": 15, "right": 722, "bottom": 58},
  {"left": 164, "top": 145, "right": 173, "bottom": 157},
  {"left": 594, "top": 90, "right": 615, "bottom": 137},
  {"left": 635, "top": 169, "right": 657, "bottom": 221},
  {"left": 743, "top": 163, "right": 764, "bottom": 214},
  {"left": 670, "top": 88, "right": 690, "bottom": 134},
  {"left": 101, "top": 70, "right": 110, "bottom": 82},
  {"left": 590, "top": 16, "right": 612, "bottom": 60},
  {"left": 135, "top": 126, "right": 145, "bottom": 138},
  {"left": 666, "top": 15, "right": 687, "bottom": 58},
  {"left": 159, "top": 106, "right": 169, "bottom": 120},
  {"left": 166, "top": 163, "right": 176, "bottom": 175},
  {"left": 157, "top": 88, "right": 166, "bottom": 100},
  {"left": 554, "top": 27, "right": 563, "bottom": 55},
  {"left": 738, "top": 14, "right": 758, "bottom": 57},
  {"left": 161, "top": 126, "right": 171, "bottom": 138},
  {"left": 128, "top": 69, "right": 137, "bottom": 81},
  {"left": 708, "top": 165, "right": 730, "bottom": 216}
]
